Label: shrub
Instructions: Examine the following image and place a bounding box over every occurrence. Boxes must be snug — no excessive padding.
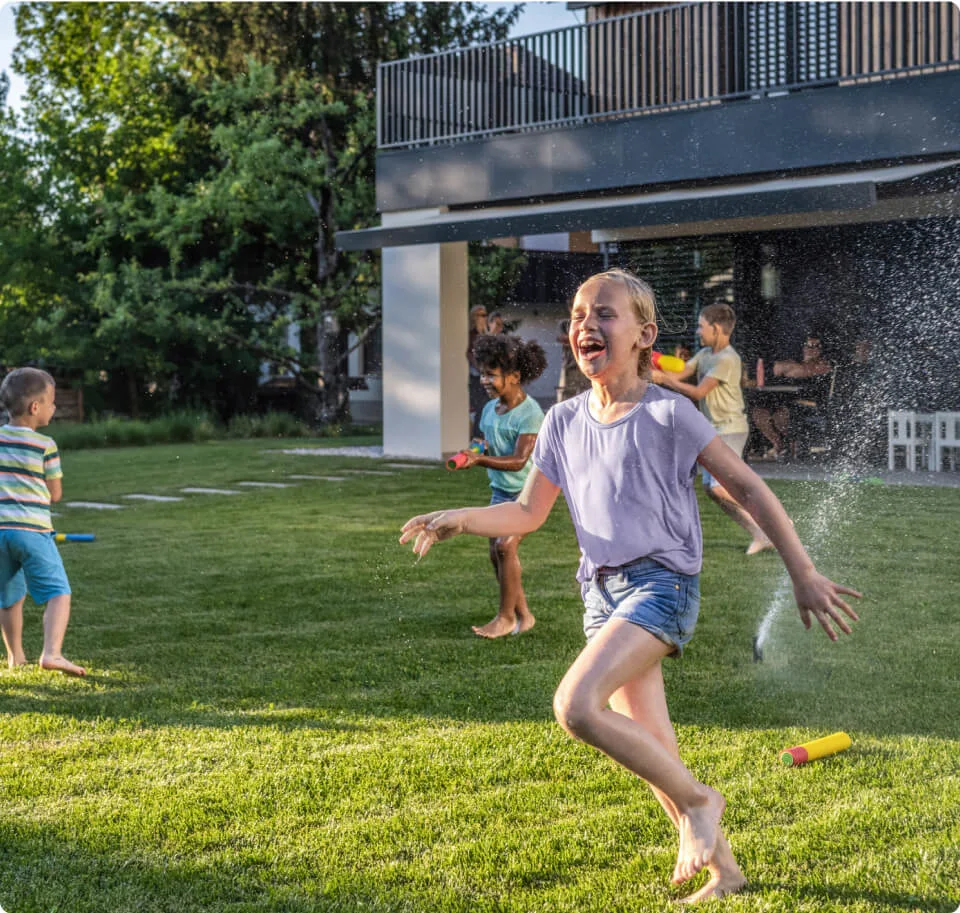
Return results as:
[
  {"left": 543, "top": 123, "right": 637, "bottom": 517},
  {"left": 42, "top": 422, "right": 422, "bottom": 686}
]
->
[{"left": 52, "top": 410, "right": 315, "bottom": 450}]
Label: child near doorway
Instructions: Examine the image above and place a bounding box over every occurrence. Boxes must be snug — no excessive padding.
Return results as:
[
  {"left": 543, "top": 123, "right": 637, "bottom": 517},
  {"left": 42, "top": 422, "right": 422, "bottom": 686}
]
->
[{"left": 454, "top": 333, "right": 547, "bottom": 638}]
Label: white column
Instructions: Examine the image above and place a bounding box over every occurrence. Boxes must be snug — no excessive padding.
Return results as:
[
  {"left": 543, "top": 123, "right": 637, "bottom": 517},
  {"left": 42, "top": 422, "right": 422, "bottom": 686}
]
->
[{"left": 381, "top": 239, "right": 469, "bottom": 460}]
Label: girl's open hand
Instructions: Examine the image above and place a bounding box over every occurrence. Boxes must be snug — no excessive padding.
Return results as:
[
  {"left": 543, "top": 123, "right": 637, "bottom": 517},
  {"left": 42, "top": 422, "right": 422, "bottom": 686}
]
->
[
  {"left": 792, "top": 570, "right": 862, "bottom": 641},
  {"left": 399, "top": 510, "right": 466, "bottom": 559}
]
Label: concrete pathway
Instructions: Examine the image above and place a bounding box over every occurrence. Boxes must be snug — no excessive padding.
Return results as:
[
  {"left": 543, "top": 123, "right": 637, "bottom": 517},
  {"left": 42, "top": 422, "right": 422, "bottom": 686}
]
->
[{"left": 751, "top": 462, "right": 960, "bottom": 489}]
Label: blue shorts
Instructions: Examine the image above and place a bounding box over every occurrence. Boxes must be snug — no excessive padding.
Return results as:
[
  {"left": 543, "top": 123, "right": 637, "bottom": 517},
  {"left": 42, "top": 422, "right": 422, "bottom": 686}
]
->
[
  {"left": 581, "top": 557, "right": 700, "bottom": 656},
  {"left": 701, "top": 431, "right": 748, "bottom": 489},
  {"left": 0, "top": 529, "right": 71, "bottom": 608},
  {"left": 489, "top": 487, "right": 519, "bottom": 506}
]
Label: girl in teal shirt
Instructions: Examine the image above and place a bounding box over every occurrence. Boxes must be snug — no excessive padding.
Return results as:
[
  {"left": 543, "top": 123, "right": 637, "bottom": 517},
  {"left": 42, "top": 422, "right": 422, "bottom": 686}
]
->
[{"left": 457, "top": 334, "right": 546, "bottom": 638}]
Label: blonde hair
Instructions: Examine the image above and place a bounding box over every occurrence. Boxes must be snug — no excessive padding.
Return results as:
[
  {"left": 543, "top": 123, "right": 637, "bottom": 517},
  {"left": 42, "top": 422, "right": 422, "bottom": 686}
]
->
[
  {"left": 0, "top": 367, "right": 55, "bottom": 417},
  {"left": 574, "top": 269, "right": 658, "bottom": 374}
]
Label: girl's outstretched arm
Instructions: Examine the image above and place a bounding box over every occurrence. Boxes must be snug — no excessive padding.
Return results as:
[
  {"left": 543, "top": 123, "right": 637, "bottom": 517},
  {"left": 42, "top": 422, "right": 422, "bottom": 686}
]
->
[
  {"left": 400, "top": 466, "right": 560, "bottom": 559},
  {"left": 697, "top": 438, "right": 862, "bottom": 640}
]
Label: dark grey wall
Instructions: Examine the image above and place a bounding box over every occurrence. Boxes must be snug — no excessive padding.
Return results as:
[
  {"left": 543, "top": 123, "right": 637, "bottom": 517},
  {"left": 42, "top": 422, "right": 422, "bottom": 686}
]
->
[{"left": 377, "top": 72, "right": 960, "bottom": 212}]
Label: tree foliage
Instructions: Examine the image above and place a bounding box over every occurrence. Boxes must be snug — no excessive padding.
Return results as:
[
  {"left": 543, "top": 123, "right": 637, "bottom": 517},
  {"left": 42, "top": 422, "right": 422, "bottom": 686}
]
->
[{"left": 1, "top": 2, "right": 521, "bottom": 421}]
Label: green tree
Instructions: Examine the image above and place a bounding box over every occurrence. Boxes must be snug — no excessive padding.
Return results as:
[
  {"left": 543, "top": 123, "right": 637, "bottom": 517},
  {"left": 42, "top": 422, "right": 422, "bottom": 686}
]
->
[
  {"left": 6, "top": 2, "right": 522, "bottom": 421},
  {"left": 469, "top": 242, "right": 529, "bottom": 323}
]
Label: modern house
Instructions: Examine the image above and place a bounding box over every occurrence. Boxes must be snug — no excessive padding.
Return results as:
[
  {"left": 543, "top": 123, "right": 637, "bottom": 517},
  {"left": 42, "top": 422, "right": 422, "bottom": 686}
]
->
[{"left": 337, "top": 1, "right": 960, "bottom": 460}]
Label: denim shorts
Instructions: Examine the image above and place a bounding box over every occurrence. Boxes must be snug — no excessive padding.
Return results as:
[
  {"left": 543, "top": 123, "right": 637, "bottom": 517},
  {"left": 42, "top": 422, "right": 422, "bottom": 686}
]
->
[
  {"left": 0, "top": 529, "right": 72, "bottom": 608},
  {"left": 489, "top": 487, "right": 519, "bottom": 506},
  {"left": 581, "top": 557, "right": 700, "bottom": 656},
  {"left": 700, "top": 431, "right": 748, "bottom": 489}
]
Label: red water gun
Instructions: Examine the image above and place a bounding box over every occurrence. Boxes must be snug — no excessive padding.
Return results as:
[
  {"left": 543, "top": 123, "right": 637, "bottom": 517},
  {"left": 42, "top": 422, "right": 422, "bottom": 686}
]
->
[{"left": 446, "top": 440, "right": 485, "bottom": 471}]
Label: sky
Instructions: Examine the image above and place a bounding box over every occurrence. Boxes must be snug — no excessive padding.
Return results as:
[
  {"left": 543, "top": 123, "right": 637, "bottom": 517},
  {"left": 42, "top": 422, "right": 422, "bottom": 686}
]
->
[{"left": 0, "top": 1, "right": 584, "bottom": 114}]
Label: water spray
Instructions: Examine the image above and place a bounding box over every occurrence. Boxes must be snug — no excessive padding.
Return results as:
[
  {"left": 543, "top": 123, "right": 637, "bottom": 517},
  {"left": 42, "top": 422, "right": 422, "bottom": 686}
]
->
[{"left": 752, "top": 576, "right": 793, "bottom": 662}]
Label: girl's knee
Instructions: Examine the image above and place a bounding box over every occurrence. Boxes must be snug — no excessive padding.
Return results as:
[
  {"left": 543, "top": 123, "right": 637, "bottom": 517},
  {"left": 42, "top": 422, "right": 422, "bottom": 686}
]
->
[{"left": 553, "top": 683, "right": 598, "bottom": 741}]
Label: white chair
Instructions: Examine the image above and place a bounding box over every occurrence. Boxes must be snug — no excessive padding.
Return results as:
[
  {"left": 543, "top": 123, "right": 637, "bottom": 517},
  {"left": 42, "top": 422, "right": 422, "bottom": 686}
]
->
[
  {"left": 933, "top": 412, "right": 960, "bottom": 472},
  {"left": 887, "top": 410, "right": 934, "bottom": 471}
]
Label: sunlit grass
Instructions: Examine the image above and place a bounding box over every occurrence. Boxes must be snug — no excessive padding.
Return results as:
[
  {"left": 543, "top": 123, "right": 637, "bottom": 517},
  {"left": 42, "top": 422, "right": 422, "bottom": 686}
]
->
[{"left": 1, "top": 438, "right": 957, "bottom": 911}]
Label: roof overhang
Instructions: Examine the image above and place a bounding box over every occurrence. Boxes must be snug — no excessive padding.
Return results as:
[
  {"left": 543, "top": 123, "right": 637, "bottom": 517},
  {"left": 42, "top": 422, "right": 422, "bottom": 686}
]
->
[{"left": 335, "top": 159, "right": 960, "bottom": 251}]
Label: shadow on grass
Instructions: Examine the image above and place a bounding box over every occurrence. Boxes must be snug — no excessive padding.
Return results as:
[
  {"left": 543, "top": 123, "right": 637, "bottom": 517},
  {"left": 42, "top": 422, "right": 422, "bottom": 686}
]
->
[
  {"left": 0, "top": 823, "right": 412, "bottom": 913},
  {"left": 746, "top": 880, "right": 954, "bottom": 912},
  {"left": 3, "top": 605, "right": 959, "bottom": 742}
]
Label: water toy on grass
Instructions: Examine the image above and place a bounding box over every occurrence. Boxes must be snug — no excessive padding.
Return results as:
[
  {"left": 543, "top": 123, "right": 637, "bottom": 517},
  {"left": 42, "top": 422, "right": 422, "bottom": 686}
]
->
[
  {"left": 54, "top": 533, "right": 96, "bottom": 543},
  {"left": 780, "top": 731, "right": 851, "bottom": 766},
  {"left": 446, "top": 441, "right": 485, "bottom": 471},
  {"left": 651, "top": 351, "right": 686, "bottom": 373}
]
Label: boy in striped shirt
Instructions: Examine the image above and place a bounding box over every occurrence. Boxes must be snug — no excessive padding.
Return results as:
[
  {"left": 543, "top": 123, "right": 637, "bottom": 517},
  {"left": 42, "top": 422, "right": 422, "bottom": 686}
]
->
[{"left": 0, "top": 368, "right": 85, "bottom": 676}]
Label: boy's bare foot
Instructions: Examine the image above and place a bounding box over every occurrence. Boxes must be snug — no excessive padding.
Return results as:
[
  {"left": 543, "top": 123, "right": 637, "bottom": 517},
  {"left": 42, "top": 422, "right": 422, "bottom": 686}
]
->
[
  {"left": 746, "top": 537, "right": 774, "bottom": 556},
  {"left": 7, "top": 654, "right": 28, "bottom": 669},
  {"left": 472, "top": 616, "right": 520, "bottom": 638},
  {"left": 38, "top": 654, "right": 86, "bottom": 677},
  {"left": 672, "top": 788, "right": 726, "bottom": 884}
]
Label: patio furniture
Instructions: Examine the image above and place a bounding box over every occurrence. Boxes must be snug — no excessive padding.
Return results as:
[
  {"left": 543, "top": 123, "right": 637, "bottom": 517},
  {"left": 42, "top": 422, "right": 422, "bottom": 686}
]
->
[{"left": 887, "top": 410, "right": 934, "bottom": 471}]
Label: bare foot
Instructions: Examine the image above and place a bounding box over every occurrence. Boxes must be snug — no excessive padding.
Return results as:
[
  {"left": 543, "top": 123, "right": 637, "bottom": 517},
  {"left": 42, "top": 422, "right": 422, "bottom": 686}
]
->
[
  {"left": 7, "top": 653, "right": 28, "bottom": 669},
  {"left": 472, "top": 615, "right": 521, "bottom": 638},
  {"left": 515, "top": 612, "right": 536, "bottom": 634},
  {"left": 672, "top": 788, "right": 726, "bottom": 884},
  {"left": 679, "top": 871, "right": 748, "bottom": 904},
  {"left": 746, "top": 537, "right": 774, "bottom": 556},
  {"left": 679, "top": 834, "right": 746, "bottom": 903},
  {"left": 38, "top": 654, "right": 86, "bottom": 677}
]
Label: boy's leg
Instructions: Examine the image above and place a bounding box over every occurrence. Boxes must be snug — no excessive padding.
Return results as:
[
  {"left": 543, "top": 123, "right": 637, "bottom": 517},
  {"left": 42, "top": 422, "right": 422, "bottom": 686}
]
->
[
  {"left": 17, "top": 533, "right": 85, "bottom": 676},
  {"left": 473, "top": 535, "right": 535, "bottom": 638},
  {"left": 704, "top": 434, "right": 774, "bottom": 556},
  {"left": 39, "top": 594, "right": 86, "bottom": 676},
  {"left": 0, "top": 596, "right": 27, "bottom": 668},
  {"left": 610, "top": 669, "right": 746, "bottom": 901},
  {"left": 553, "top": 619, "right": 725, "bottom": 883},
  {"left": 0, "top": 551, "right": 28, "bottom": 668},
  {"left": 704, "top": 484, "right": 773, "bottom": 555}
]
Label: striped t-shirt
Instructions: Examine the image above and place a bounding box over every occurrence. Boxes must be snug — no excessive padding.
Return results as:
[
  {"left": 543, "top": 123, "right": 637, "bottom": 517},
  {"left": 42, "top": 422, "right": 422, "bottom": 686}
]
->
[{"left": 0, "top": 425, "right": 63, "bottom": 532}]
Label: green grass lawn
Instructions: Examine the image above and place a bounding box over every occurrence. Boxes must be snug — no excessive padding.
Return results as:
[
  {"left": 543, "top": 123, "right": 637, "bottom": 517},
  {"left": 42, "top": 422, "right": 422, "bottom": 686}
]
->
[{"left": 1, "top": 438, "right": 958, "bottom": 912}]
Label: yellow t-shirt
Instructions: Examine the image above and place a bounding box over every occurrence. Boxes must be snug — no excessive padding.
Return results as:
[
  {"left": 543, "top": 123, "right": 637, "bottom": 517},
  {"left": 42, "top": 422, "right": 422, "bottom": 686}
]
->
[{"left": 688, "top": 346, "right": 748, "bottom": 435}]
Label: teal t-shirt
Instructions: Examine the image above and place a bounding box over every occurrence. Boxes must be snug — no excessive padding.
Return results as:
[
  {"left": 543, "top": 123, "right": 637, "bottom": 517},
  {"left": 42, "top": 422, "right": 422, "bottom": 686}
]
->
[{"left": 478, "top": 394, "right": 545, "bottom": 494}]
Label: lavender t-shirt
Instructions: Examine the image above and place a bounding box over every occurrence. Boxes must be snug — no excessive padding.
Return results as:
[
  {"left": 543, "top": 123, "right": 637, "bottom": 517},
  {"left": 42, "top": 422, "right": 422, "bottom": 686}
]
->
[{"left": 533, "top": 385, "right": 717, "bottom": 581}]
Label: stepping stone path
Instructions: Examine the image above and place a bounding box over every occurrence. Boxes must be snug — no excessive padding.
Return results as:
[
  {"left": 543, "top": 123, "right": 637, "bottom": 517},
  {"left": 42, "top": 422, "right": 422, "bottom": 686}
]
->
[
  {"left": 339, "top": 469, "right": 395, "bottom": 476},
  {"left": 63, "top": 501, "right": 125, "bottom": 510},
  {"left": 236, "top": 481, "right": 297, "bottom": 489},
  {"left": 181, "top": 487, "right": 243, "bottom": 495},
  {"left": 62, "top": 449, "right": 420, "bottom": 517}
]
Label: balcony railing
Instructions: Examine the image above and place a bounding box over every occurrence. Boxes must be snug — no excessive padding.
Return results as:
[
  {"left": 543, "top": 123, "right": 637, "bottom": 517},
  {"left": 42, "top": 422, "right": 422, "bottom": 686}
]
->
[{"left": 377, "top": 1, "right": 960, "bottom": 149}]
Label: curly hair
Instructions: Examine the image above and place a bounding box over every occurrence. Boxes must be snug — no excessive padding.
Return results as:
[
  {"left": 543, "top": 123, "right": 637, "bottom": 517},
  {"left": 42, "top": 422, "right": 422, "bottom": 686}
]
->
[{"left": 472, "top": 334, "right": 547, "bottom": 386}]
